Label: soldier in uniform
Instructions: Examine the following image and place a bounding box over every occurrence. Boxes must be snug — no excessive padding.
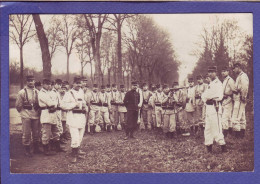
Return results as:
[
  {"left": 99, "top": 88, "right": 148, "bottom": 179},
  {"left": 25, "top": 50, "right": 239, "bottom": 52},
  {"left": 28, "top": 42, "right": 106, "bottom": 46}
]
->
[
  {"left": 202, "top": 66, "right": 226, "bottom": 153},
  {"left": 221, "top": 66, "right": 235, "bottom": 138},
  {"left": 148, "top": 84, "right": 157, "bottom": 130},
  {"left": 140, "top": 83, "right": 153, "bottom": 131},
  {"left": 99, "top": 85, "right": 112, "bottom": 132},
  {"left": 49, "top": 79, "right": 65, "bottom": 152},
  {"left": 118, "top": 84, "right": 127, "bottom": 130},
  {"left": 59, "top": 83, "right": 70, "bottom": 144},
  {"left": 172, "top": 82, "right": 186, "bottom": 136},
  {"left": 123, "top": 81, "right": 140, "bottom": 139},
  {"left": 110, "top": 84, "right": 120, "bottom": 131},
  {"left": 184, "top": 77, "right": 196, "bottom": 136},
  {"left": 63, "top": 81, "right": 70, "bottom": 91},
  {"left": 60, "top": 76, "right": 87, "bottom": 163},
  {"left": 231, "top": 63, "right": 249, "bottom": 138},
  {"left": 136, "top": 82, "right": 143, "bottom": 127},
  {"left": 194, "top": 75, "right": 207, "bottom": 134},
  {"left": 86, "top": 84, "right": 101, "bottom": 135},
  {"left": 15, "top": 75, "right": 41, "bottom": 157},
  {"left": 38, "top": 78, "right": 59, "bottom": 156},
  {"left": 161, "top": 84, "right": 176, "bottom": 138},
  {"left": 35, "top": 81, "right": 42, "bottom": 91},
  {"left": 153, "top": 84, "right": 164, "bottom": 132}
]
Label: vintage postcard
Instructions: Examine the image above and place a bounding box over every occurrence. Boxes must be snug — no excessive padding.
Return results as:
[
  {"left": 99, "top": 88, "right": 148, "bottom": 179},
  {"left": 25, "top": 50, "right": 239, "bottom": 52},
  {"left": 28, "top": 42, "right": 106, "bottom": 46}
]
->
[{"left": 1, "top": 1, "right": 259, "bottom": 184}]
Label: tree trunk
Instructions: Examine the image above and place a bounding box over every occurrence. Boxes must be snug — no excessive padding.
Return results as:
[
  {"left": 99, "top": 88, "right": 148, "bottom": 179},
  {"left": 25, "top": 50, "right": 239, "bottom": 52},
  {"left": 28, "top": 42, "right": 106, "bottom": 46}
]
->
[
  {"left": 90, "top": 61, "right": 94, "bottom": 85},
  {"left": 108, "top": 68, "right": 111, "bottom": 84},
  {"left": 33, "top": 14, "right": 51, "bottom": 79},
  {"left": 20, "top": 46, "right": 24, "bottom": 89},
  {"left": 66, "top": 55, "right": 70, "bottom": 81},
  {"left": 117, "top": 20, "right": 123, "bottom": 84},
  {"left": 81, "top": 62, "right": 84, "bottom": 77}
]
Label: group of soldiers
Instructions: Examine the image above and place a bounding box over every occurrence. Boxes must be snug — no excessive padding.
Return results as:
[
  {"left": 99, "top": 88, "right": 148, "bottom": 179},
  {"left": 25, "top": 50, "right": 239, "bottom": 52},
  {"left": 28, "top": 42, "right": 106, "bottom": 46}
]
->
[{"left": 15, "top": 62, "right": 249, "bottom": 163}]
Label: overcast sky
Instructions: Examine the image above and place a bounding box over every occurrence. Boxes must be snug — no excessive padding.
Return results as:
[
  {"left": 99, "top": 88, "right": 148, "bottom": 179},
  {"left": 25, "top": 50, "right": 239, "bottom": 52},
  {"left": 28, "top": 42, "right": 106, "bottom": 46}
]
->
[{"left": 9, "top": 13, "right": 252, "bottom": 83}]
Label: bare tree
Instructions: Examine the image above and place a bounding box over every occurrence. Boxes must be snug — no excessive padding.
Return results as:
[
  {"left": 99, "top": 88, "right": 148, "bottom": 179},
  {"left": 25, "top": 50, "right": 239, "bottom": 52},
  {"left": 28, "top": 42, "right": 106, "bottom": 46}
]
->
[
  {"left": 75, "top": 29, "right": 93, "bottom": 77},
  {"left": 46, "top": 16, "right": 62, "bottom": 61},
  {"left": 9, "top": 15, "right": 36, "bottom": 88},
  {"left": 107, "top": 14, "right": 134, "bottom": 84},
  {"left": 59, "top": 15, "right": 78, "bottom": 81},
  {"left": 83, "top": 14, "right": 108, "bottom": 85},
  {"left": 32, "top": 14, "right": 52, "bottom": 79}
]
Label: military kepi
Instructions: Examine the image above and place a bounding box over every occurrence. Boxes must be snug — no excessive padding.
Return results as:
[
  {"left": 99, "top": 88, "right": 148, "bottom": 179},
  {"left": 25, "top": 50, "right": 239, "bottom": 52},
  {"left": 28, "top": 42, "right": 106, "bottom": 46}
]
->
[
  {"left": 26, "top": 75, "right": 35, "bottom": 81},
  {"left": 208, "top": 66, "right": 217, "bottom": 72}
]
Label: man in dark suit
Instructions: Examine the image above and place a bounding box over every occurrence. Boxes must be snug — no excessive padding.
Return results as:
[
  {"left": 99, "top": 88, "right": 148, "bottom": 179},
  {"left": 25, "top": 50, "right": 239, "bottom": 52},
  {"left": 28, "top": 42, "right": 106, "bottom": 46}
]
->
[{"left": 123, "top": 81, "right": 140, "bottom": 140}]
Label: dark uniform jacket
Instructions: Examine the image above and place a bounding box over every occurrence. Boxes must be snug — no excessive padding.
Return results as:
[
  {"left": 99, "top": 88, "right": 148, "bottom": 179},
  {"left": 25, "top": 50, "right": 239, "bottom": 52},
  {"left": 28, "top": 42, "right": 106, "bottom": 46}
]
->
[{"left": 124, "top": 89, "right": 140, "bottom": 111}]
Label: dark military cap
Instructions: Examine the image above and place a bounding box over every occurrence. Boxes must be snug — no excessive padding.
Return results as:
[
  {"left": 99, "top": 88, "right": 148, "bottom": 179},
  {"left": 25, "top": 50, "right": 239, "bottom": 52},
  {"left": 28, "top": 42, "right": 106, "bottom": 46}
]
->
[
  {"left": 55, "top": 79, "right": 62, "bottom": 85},
  {"left": 43, "top": 78, "right": 51, "bottom": 85},
  {"left": 35, "top": 81, "right": 41, "bottom": 87},
  {"left": 131, "top": 81, "right": 138, "bottom": 85},
  {"left": 120, "top": 84, "right": 125, "bottom": 88},
  {"left": 112, "top": 84, "right": 117, "bottom": 87},
  {"left": 156, "top": 84, "right": 161, "bottom": 88},
  {"left": 101, "top": 85, "right": 106, "bottom": 89},
  {"left": 81, "top": 77, "right": 88, "bottom": 82},
  {"left": 188, "top": 77, "right": 194, "bottom": 82},
  {"left": 26, "top": 75, "right": 35, "bottom": 81},
  {"left": 93, "top": 84, "right": 98, "bottom": 88},
  {"left": 73, "top": 76, "right": 82, "bottom": 83},
  {"left": 85, "top": 84, "right": 89, "bottom": 88},
  {"left": 233, "top": 62, "right": 241, "bottom": 68},
  {"left": 222, "top": 66, "right": 229, "bottom": 71},
  {"left": 51, "top": 81, "right": 55, "bottom": 86},
  {"left": 163, "top": 84, "right": 168, "bottom": 89},
  {"left": 196, "top": 75, "right": 203, "bottom": 80},
  {"left": 63, "top": 81, "right": 69, "bottom": 85},
  {"left": 106, "top": 84, "right": 111, "bottom": 88},
  {"left": 208, "top": 66, "right": 217, "bottom": 72},
  {"left": 142, "top": 82, "right": 148, "bottom": 87}
]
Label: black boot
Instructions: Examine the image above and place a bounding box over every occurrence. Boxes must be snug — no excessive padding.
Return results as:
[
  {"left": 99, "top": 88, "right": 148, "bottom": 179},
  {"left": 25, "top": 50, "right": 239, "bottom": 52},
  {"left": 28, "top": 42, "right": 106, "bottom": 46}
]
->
[
  {"left": 107, "top": 125, "right": 111, "bottom": 132},
  {"left": 221, "top": 145, "right": 227, "bottom": 153},
  {"left": 24, "top": 145, "right": 33, "bottom": 157},
  {"left": 194, "top": 125, "right": 199, "bottom": 134},
  {"left": 129, "top": 130, "right": 135, "bottom": 139},
  {"left": 124, "top": 129, "right": 130, "bottom": 140},
  {"left": 206, "top": 145, "right": 212, "bottom": 153},
  {"left": 240, "top": 129, "right": 245, "bottom": 138},
  {"left": 223, "top": 129, "right": 228, "bottom": 138},
  {"left": 43, "top": 144, "right": 56, "bottom": 156},
  {"left": 55, "top": 141, "right": 66, "bottom": 152},
  {"left": 90, "top": 125, "right": 94, "bottom": 135},
  {"left": 33, "top": 142, "right": 42, "bottom": 154},
  {"left": 71, "top": 148, "right": 78, "bottom": 163}
]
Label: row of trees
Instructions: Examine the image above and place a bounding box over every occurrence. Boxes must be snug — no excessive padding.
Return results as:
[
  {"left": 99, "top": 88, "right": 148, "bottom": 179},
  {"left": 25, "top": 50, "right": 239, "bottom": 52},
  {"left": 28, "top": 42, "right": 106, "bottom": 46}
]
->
[
  {"left": 191, "top": 18, "right": 253, "bottom": 97},
  {"left": 9, "top": 14, "right": 179, "bottom": 89}
]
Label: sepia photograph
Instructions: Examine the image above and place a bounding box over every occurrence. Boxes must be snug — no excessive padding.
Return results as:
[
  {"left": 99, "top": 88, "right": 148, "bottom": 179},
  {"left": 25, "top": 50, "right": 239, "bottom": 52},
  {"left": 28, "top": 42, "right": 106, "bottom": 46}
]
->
[{"left": 9, "top": 13, "right": 253, "bottom": 173}]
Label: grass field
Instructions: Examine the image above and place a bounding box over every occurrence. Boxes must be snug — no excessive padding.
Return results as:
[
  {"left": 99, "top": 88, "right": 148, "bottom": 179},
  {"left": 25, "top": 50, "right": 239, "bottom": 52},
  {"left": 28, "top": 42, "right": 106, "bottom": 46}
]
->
[{"left": 10, "top": 111, "right": 254, "bottom": 173}]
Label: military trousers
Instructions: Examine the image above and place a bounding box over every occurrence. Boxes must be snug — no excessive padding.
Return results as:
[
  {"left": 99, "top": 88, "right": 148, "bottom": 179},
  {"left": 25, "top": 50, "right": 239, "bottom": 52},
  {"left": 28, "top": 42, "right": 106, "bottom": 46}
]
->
[
  {"left": 41, "top": 123, "right": 60, "bottom": 145},
  {"left": 69, "top": 126, "right": 85, "bottom": 148},
  {"left": 222, "top": 101, "right": 233, "bottom": 130},
  {"left": 204, "top": 105, "right": 225, "bottom": 146},
  {"left": 195, "top": 105, "right": 204, "bottom": 126},
  {"left": 231, "top": 100, "right": 246, "bottom": 131},
  {"left": 89, "top": 109, "right": 100, "bottom": 126},
  {"left": 21, "top": 118, "right": 40, "bottom": 146},
  {"left": 110, "top": 105, "right": 119, "bottom": 126},
  {"left": 155, "top": 106, "right": 163, "bottom": 128},
  {"left": 163, "top": 111, "right": 176, "bottom": 133},
  {"left": 140, "top": 108, "right": 152, "bottom": 130}
]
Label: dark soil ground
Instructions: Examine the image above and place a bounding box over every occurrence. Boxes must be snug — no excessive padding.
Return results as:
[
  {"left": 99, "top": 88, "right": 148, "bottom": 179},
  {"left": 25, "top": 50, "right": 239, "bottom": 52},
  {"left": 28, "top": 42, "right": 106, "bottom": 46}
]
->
[{"left": 10, "top": 112, "right": 254, "bottom": 173}]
